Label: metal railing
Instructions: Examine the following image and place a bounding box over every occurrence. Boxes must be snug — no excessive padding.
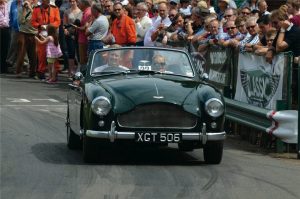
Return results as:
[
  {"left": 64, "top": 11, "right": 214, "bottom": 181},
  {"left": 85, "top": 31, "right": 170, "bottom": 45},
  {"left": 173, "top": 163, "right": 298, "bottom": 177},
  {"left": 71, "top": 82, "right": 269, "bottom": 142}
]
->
[{"left": 224, "top": 98, "right": 272, "bottom": 132}]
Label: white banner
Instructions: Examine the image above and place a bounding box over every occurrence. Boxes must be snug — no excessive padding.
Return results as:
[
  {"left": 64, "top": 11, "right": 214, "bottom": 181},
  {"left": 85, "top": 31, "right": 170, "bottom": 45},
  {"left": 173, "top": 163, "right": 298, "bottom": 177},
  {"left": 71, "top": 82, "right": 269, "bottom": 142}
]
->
[{"left": 234, "top": 53, "right": 285, "bottom": 110}]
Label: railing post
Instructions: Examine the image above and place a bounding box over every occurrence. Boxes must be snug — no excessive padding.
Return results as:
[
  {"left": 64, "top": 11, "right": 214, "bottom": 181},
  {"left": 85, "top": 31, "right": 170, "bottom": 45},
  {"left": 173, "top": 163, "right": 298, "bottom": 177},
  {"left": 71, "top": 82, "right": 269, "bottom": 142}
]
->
[{"left": 276, "top": 101, "right": 286, "bottom": 153}]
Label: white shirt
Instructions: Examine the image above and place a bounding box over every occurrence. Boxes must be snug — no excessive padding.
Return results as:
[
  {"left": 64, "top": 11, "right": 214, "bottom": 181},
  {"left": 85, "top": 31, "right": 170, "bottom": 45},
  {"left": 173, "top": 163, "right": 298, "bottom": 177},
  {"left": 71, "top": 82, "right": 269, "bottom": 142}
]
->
[
  {"left": 135, "top": 15, "right": 152, "bottom": 42},
  {"left": 88, "top": 15, "right": 109, "bottom": 41},
  {"left": 144, "top": 16, "right": 172, "bottom": 46}
]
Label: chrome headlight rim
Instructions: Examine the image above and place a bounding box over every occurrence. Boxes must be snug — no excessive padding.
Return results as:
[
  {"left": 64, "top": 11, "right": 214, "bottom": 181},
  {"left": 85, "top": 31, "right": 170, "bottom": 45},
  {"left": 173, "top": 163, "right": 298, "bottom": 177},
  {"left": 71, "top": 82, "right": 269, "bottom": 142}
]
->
[
  {"left": 91, "top": 96, "right": 112, "bottom": 116},
  {"left": 205, "top": 98, "right": 224, "bottom": 118}
]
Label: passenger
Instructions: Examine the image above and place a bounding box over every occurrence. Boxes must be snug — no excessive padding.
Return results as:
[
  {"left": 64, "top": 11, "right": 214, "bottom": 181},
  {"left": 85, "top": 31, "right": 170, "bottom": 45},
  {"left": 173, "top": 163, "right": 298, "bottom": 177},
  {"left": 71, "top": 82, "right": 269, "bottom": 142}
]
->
[{"left": 152, "top": 54, "right": 167, "bottom": 72}]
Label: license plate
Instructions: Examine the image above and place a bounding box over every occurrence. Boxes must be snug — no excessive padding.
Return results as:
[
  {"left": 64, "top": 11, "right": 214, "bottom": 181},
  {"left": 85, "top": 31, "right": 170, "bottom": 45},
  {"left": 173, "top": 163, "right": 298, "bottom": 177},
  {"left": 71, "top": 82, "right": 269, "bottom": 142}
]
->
[{"left": 135, "top": 132, "right": 181, "bottom": 143}]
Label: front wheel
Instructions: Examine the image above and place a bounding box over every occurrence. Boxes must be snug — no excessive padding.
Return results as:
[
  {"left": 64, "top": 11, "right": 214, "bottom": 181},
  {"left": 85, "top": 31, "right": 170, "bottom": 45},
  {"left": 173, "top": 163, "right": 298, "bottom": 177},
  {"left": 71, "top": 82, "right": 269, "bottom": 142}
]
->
[
  {"left": 203, "top": 141, "right": 224, "bottom": 164},
  {"left": 67, "top": 125, "right": 82, "bottom": 150}
]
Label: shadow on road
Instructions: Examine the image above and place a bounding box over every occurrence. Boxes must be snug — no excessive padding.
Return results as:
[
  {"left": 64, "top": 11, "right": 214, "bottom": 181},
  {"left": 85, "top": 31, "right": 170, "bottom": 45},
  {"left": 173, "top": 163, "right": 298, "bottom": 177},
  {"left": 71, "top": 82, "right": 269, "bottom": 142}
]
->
[{"left": 31, "top": 142, "right": 206, "bottom": 166}]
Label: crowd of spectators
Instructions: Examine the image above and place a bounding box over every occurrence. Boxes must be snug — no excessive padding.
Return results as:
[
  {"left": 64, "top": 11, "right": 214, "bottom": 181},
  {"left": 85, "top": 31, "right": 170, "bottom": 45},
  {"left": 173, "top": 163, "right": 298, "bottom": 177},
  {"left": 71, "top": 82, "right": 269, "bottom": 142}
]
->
[{"left": 0, "top": 0, "right": 299, "bottom": 102}]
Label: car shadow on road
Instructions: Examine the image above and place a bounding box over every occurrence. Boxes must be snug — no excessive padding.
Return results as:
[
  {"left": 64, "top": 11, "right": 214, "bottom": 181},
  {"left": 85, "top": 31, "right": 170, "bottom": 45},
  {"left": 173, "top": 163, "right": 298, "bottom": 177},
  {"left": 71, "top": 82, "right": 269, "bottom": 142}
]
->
[{"left": 31, "top": 142, "right": 207, "bottom": 166}]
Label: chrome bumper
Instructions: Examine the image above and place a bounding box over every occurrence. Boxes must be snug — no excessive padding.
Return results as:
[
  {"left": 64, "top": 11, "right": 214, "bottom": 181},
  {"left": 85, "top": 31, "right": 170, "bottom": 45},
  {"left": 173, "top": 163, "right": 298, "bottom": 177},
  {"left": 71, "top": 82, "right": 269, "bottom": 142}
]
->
[{"left": 85, "top": 122, "right": 226, "bottom": 145}]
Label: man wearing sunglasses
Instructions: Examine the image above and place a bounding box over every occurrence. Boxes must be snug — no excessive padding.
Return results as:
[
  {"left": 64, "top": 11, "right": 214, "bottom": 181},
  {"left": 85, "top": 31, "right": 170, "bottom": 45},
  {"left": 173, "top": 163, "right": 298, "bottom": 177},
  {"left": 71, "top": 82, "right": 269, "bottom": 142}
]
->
[
  {"left": 219, "top": 20, "right": 242, "bottom": 48},
  {"left": 239, "top": 16, "right": 259, "bottom": 53}
]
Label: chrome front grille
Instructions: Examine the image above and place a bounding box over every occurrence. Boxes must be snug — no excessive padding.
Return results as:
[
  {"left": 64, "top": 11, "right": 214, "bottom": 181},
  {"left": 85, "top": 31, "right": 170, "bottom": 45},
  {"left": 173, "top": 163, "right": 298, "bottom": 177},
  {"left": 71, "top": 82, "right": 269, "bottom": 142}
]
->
[{"left": 117, "top": 103, "right": 197, "bottom": 128}]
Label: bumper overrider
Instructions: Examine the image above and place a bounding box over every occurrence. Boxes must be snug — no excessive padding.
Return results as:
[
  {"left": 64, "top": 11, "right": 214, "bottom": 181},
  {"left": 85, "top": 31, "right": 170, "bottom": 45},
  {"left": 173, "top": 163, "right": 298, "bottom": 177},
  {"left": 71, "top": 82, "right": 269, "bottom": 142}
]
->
[{"left": 85, "top": 121, "right": 226, "bottom": 145}]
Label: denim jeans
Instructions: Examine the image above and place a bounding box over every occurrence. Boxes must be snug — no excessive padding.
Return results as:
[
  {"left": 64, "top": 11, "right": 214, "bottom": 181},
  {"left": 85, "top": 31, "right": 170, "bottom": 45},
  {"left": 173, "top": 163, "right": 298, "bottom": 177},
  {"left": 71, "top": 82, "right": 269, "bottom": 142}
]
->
[{"left": 88, "top": 40, "right": 104, "bottom": 55}]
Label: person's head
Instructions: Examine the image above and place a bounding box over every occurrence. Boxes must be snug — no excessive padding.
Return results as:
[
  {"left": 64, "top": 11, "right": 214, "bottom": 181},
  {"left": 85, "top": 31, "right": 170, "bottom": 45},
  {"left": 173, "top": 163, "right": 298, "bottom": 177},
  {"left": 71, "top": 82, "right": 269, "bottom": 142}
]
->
[
  {"left": 136, "top": 2, "right": 148, "bottom": 18},
  {"left": 257, "top": 0, "right": 268, "bottom": 14},
  {"left": 152, "top": 54, "right": 166, "bottom": 71},
  {"left": 191, "top": 7, "right": 207, "bottom": 25},
  {"left": 226, "top": 20, "right": 238, "bottom": 37},
  {"left": 240, "top": 7, "right": 251, "bottom": 17},
  {"left": 47, "top": 25, "right": 59, "bottom": 45},
  {"left": 173, "top": 13, "right": 185, "bottom": 29},
  {"left": 108, "top": 50, "right": 122, "bottom": 67},
  {"left": 224, "top": 8, "right": 237, "bottom": 21},
  {"left": 91, "top": 3, "right": 103, "bottom": 17},
  {"left": 209, "top": 19, "right": 219, "bottom": 35},
  {"left": 104, "top": 0, "right": 114, "bottom": 14},
  {"left": 257, "top": 14, "right": 270, "bottom": 34},
  {"left": 246, "top": 16, "right": 258, "bottom": 36},
  {"left": 41, "top": 0, "right": 50, "bottom": 8},
  {"left": 69, "top": 0, "right": 78, "bottom": 8},
  {"left": 235, "top": 16, "right": 248, "bottom": 34},
  {"left": 197, "top": 0, "right": 208, "bottom": 9},
  {"left": 270, "top": 9, "right": 289, "bottom": 30},
  {"left": 144, "top": 0, "right": 153, "bottom": 10},
  {"left": 113, "top": 2, "right": 124, "bottom": 19},
  {"left": 218, "top": 0, "right": 229, "bottom": 11},
  {"left": 158, "top": 2, "right": 168, "bottom": 19},
  {"left": 169, "top": 8, "right": 178, "bottom": 22},
  {"left": 78, "top": 0, "right": 91, "bottom": 11},
  {"left": 286, "top": 0, "right": 300, "bottom": 15},
  {"left": 204, "top": 14, "right": 217, "bottom": 31},
  {"left": 180, "top": 0, "right": 190, "bottom": 8},
  {"left": 265, "top": 28, "right": 276, "bottom": 47},
  {"left": 169, "top": 0, "right": 179, "bottom": 10}
]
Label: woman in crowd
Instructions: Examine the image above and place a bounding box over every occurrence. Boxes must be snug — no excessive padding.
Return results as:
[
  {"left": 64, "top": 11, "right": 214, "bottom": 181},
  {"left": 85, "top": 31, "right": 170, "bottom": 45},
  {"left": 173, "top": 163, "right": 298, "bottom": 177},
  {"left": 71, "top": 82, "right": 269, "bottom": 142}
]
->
[{"left": 63, "top": 0, "right": 82, "bottom": 78}]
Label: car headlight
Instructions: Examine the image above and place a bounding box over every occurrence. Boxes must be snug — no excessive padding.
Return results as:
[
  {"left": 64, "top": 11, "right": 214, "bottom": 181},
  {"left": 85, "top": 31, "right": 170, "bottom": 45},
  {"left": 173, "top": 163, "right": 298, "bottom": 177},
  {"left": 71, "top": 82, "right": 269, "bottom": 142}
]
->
[
  {"left": 91, "top": 96, "right": 111, "bottom": 116},
  {"left": 205, "top": 98, "right": 224, "bottom": 117}
]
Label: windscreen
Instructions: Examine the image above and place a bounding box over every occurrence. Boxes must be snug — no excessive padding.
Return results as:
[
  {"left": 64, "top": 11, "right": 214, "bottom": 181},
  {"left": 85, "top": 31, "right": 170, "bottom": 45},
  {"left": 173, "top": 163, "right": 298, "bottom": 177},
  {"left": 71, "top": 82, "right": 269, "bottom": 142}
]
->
[{"left": 90, "top": 48, "right": 194, "bottom": 77}]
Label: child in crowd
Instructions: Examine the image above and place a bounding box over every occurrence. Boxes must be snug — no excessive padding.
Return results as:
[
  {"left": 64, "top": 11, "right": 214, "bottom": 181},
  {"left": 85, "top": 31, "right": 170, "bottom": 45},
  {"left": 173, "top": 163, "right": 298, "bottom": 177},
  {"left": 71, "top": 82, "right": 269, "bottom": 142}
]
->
[{"left": 35, "top": 25, "right": 62, "bottom": 83}]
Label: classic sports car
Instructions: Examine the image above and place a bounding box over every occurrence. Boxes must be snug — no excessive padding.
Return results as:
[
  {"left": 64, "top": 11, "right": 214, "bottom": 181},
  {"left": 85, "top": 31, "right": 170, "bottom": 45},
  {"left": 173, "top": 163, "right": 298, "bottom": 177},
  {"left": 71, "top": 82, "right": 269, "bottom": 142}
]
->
[{"left": 66, "top": 47, "right": 225, "bottom": 164}]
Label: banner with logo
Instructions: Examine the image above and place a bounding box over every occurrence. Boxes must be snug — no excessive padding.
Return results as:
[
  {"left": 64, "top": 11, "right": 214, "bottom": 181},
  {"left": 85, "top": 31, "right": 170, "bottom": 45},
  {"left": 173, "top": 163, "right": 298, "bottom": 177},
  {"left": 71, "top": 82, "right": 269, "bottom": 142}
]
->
[
  {"left": 234, "top": 53, "right": 286, "bottom": 110},
  {"left": 203, "top": 45, "right": 232, "bottom": 90}
]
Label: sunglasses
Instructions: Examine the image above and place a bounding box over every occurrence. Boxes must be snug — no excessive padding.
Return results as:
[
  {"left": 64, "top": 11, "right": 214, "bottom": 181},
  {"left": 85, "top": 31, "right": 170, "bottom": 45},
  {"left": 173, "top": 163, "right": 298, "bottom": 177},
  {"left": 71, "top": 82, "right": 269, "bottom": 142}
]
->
[
  {"left": 224, "top": 14, "right": 232, "bottom": 18},
  {"left": 227, "top": 26, "right": 236, "bottom": 30},
  {"left": 246, "top": 25, "right": 256, "bottom": 30},
  {"left": 242, "top": 12, "right": 250, "bottom": 15}
]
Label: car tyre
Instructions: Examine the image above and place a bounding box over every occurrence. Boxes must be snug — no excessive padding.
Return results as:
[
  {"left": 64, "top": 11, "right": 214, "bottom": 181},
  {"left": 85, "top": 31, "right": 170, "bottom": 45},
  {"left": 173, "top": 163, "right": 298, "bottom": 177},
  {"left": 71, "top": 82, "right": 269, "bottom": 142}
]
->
[
  {"left": 67, "top": 125, "right": 82, "bottom": 150},
  {"left": 83, "top": 135, "right": 98, "bottom": 163},
  {"left": 203, "top": 141, "right": 223, "bottom": 164},
  {"left": 66, "top": 108, "right": 82, "bottom": 150}
]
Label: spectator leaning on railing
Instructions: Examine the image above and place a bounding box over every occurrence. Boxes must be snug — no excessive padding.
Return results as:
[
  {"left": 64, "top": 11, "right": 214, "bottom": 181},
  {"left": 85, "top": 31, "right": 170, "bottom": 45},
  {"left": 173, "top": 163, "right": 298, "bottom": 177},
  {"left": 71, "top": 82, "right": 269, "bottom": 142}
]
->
[
  {"left": 239, "top": 16, "right": 259, "bottom": 53},
  {"left": 270, "top": 8, "right": 300, "bottom": 105},
  {"left": 286, "top": 0, "right": 300, "bottom": 27}
]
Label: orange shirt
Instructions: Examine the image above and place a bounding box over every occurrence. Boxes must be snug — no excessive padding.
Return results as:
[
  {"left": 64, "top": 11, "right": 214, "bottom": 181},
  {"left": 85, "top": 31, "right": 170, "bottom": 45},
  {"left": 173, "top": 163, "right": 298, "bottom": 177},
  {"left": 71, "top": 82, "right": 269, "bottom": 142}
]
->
[
  {"left": 111, "top": 15, "right": 136, "bottom": 46},
  {"left": 31, "top": 5, "right": 61, "bottom": 29}
]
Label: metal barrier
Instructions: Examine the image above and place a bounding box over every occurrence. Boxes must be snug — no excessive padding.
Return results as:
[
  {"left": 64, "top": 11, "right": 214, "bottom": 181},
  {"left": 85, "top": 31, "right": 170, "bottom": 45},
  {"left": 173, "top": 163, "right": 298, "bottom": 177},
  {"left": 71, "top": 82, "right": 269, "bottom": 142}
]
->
[
  {"left": 224, "top": 98, "right": 272, "bottom": 132},
  {"left": 225, "top": 98, "right": 299, "bottom": 145}
]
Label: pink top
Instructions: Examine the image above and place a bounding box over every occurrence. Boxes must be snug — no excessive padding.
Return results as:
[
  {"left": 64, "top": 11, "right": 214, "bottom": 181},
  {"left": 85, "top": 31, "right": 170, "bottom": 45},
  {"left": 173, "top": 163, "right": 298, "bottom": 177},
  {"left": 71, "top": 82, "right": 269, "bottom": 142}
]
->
[
  {"left": 78, "top": 7, "right": 91, "bottom": 44},
  {"left": 0, "top": 2, "right": 9, "bottom": 28},
  {"left": 47, "top": 37, "right": 63, "bottom": 58}
]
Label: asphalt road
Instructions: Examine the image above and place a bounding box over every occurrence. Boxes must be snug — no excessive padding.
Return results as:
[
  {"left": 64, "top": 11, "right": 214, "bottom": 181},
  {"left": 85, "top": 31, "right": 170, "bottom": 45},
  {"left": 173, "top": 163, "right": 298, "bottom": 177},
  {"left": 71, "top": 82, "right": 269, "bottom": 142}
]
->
[{"left": 1, "top": 74, "right": 300, "bottom": 199}]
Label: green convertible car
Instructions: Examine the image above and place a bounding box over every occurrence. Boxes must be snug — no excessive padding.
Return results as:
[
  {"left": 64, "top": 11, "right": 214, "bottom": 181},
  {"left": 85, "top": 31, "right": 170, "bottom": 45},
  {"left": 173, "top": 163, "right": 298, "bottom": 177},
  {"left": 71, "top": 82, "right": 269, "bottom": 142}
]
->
[{"left": 66, "top": 47, "right": 226, "bottom": 164}]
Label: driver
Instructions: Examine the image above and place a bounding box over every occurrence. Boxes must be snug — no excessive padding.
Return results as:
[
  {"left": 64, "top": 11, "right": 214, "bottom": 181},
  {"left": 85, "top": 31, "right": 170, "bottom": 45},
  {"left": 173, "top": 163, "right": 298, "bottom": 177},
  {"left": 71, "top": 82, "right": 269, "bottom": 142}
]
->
[
  {"left": 152, "top": 54, "right": 168, "bottom": 72},
  {"left": 93, "top": 49, "right": 128, "bottom": 72}
]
